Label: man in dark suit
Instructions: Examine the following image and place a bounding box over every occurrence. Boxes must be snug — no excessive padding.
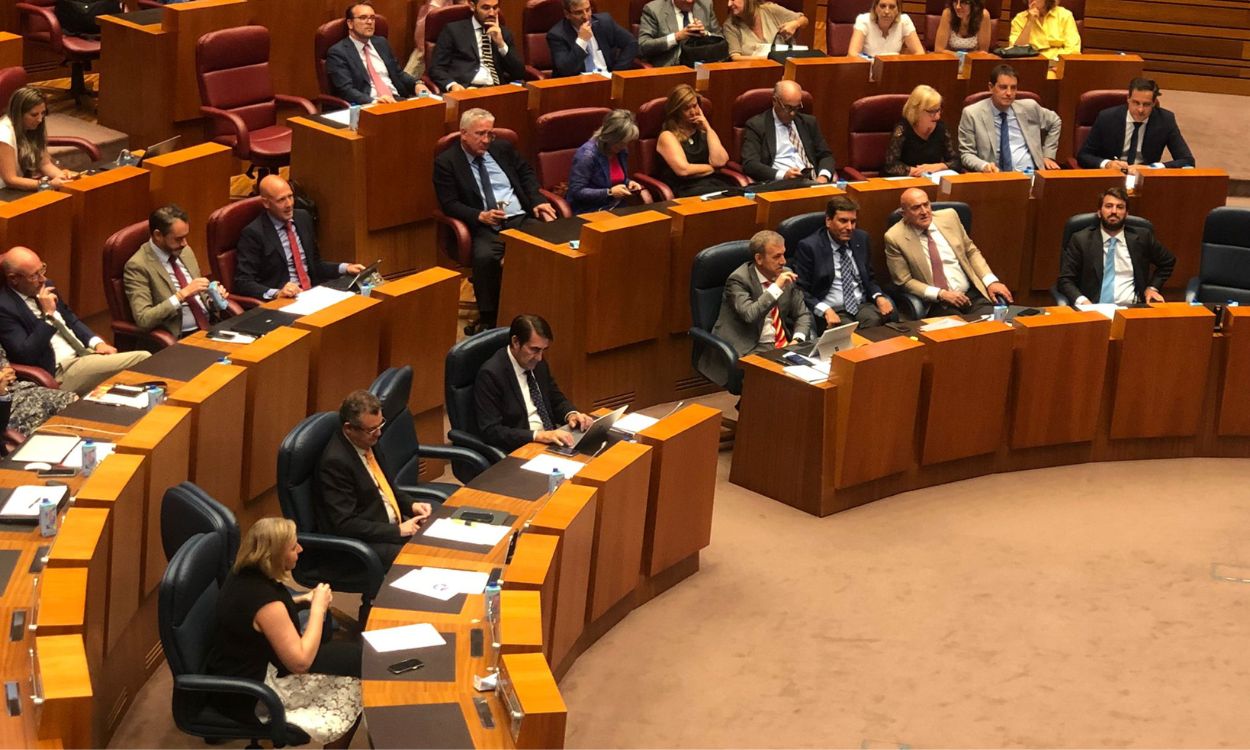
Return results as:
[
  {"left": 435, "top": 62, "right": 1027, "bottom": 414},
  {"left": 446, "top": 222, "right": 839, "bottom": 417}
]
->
[
  {"left": 316, "top": 389, "right": 433, "bottom": 568},
  {"left": 1057, "top": 186, "right": 1175, "bottom": 306},
  {"left": 1076, "top": 77, "right": 1195, "bottom": 174},
  {"left": 234, "top": 175, "right": 365, "bottom": 301},
  {"left": 546, "top": 0, "right": 638, "bottom": 77},
  {"left": 638, "top": 0, "right": 722, "bottom": 68},
  {"left": 740, "top": 80, "right": 836, "bottom": 185},
  {"left": 0, "top": 246, "right": 148, "bottom": 395},
  {"left": 473, "top": 314, "right": 592, "bottom": 453},
  {"left": 434, "top": 108, "right": 556, "bottom": 331},
  {"left": 791, "top": 196, "right": 894, "bottom": 332},
  {"left": 326, "top": 1, "right": 428, "bottom": 104},
  {"left": 710, "top": 230, "right": 813, "bottom": 359},
  {"left": 428, "top": 0, "right": 526, "bottom": 92}
]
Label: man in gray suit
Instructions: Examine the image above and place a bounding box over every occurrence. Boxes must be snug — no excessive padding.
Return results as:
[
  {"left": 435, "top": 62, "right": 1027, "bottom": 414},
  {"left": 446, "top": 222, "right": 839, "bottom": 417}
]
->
[
  {"left": 711, "top": 229, "right": 813, "bottom": 358},
  {"left": 958, "top": 63, "right": 1062, "bottom": 173},
  {"left": 638, "top": 0, "right": 722, "bottom": 68},
  {"left": 124, "top": 205, "right": 230, "bottom": 340}
]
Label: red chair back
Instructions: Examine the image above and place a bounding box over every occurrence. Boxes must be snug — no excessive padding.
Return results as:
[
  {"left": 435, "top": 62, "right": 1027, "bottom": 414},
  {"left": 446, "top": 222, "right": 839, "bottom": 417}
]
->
[
  {"left": 435, "top": 127, "right": 519, "bottom": 155},
  {"left": 961, "top": 89, "right": 1041, "bottom": 108},
  {"left": 825, "top": 0, "right": 863, "bottom": 56},
  {"left": 102, "top": 221, "right": 150, "bottom": 329},
  {"left": 1073, "top": 89, "right": 1123, "bottom": 157},
  {"left": 425, "top": 4, "right": 474, "bottom": 76},
  {"left": 846, "top": 94, "right": 908, "bottom": 178},
  {"left": 629, "top": 0, "right": 648, "bottom": 34},
  {"left": 206, "top": 196, "right": 266, "bottom": 297},
  {"left": 729, "top": 87, "right": 814, "bottom": 164},
  {"left": 0, "top": 67, "right": 28, "bottom": 110},
  {"left": 523, "top": 0, "right": 562, "bottom": 73},
  {"left": 533, "top": 107, "right": 612, "bottom": 191},
  {"left": 18, "top": 0, "right": 57, "bottom": 47},
  {"left": 196, "top": 25, "right": 278, "bottom": 145},
  {"left": 314, "top": 16, "right": 392, "bottom": 98}
]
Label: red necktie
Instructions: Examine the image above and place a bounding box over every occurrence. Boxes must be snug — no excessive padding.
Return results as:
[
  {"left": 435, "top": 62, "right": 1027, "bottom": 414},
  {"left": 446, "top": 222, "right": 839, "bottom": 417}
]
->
[
  {"left": 168, "top": 256, "right": 210, "bottom": 331},
  {"left": 925, "top": 229, "right": 950, "bottom": 290},
  {"left": 361, "top": 41, "right": 394, "bottom": 100},
  {"left": 285, "top": 221, "right": 312, "bottom": 291},
  {"left": 770, "top": 305, "right": 788, "bottom": 348}
]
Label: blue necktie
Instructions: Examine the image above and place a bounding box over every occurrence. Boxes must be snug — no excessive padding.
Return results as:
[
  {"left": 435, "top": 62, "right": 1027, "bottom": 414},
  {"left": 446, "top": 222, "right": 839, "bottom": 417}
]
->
[
  {"left": 1100, "top": 237, "right": 1118, "bottom": 304},
  {"left": 475, "top": 156, "right": 498, "bottom": 210},
  {"left": 998, "top": 111, "right": 1012, "bottom": 172},
  {"left": 583, "top": 32, "right": 597, "bottom": 72}
]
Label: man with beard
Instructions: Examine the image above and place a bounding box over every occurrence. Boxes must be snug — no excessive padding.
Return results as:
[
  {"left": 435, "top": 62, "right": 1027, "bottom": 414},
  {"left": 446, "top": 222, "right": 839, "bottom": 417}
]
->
[{"left": 1056, "top": 186, "right": 1175, "bottom": 306}]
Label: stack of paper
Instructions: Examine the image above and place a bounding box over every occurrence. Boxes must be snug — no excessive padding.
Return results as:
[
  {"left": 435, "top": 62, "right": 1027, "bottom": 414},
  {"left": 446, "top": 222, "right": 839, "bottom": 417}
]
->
[
  {"left": 390, "top": 567, "right": 490, "bottom": 601},
  {"left": 282, "top": 286, "right": 355, "bottom": 316},
  {"left": 919, "top": 317, "right": 968, "bottom": 332},
  {"left": 0, "top": 485, "right": 69, "bottom": 519},
  {"left": 362, "top": 622, "right": 446, "bottom": 653},
  {"left": 612, "top": 412, "right": 658, "bottom": 436},
  {"left": 783, "top": 364, "right": 827, "bottom": 383},
  {"left": 520, "top": 453, "right": 584, "bottom": 478},
  {"left": 11, "top": 434, "right": 80, "bottom": 464},
  {"left": 421, "top": 517, "right": 512, "bottom": 547},
  {"left": 1075, "top": 303, "right": 1119, "bottom": 320}
]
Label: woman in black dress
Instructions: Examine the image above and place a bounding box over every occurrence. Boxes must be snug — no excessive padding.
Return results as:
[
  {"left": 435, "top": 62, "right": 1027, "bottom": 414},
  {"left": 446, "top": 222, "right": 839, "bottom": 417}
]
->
[
  {"left": 883, "top": 84, "right": 960, "bottom": 178},
  {"left": 655, "top": 83, "right": 731, "bottom": 198}
]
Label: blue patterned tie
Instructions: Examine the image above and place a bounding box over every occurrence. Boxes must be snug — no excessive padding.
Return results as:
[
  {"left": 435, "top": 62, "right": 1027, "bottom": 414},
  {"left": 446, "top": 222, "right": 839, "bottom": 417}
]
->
[
  {"left": 998, "top": 111, "right": 1012, "bottom": 172},
  {"left": 1100, "top": 237, "right": 1118, "bottom": 304},
  {"left": 838, "top": 245, "right": 860, "bottom": 316}
]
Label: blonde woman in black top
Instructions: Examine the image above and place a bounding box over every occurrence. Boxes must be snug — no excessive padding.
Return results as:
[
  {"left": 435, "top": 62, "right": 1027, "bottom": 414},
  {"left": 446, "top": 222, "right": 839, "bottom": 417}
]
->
[{"left": 883, "top": 85, "right": 959, "bottom": 177}]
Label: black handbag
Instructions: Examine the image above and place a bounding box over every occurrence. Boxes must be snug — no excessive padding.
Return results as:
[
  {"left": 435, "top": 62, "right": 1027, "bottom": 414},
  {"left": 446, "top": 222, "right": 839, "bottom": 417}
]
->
[
  {"left": 765, "top": 31, "right": 824, "bottom": 64},
  {"left": 53, "top": 0, "right": 121, "bottom": 36},
  {"left": 678, "top": 34, "right": 729, "bottom": 66},
  {"left": 992, "top": 44, "right": 1039, "bottom": 58}
]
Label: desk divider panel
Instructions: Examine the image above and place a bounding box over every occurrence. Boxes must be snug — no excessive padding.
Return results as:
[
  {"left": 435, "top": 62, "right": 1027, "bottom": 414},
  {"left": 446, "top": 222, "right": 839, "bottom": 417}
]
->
[
  {"left": 754, "top": 185, "right": 844, "bottom": 230},
  {"left": 360, "top": 99, "right": 446, "bottom": 231},
  {"left": 499, "top": 652, "right": 566, "bottom": 750},
  {"left": 665, "top": 198, "right": 757, "bottom": 335},
  {"left": 1132, "top": 169, "right": 1229, "bottom": 290},
  {"left": 444, "top": 85, "right": 532, "bottom": 145},
  {"left": 166, "top": 363, "right": 248, "bottom": 509},
  {"left": 784, "top": 57, "right": 871, "bottom": 165},
  {"left": 1053, "top": 54, "right": 1145, "bottom": 161},
  {"left": 699, "top": 60, "right": 784, "bottom": 146},
  {"left": 581, "top": 211, "right": 671, "bottom": 353},
  {"left": 874, "top": 53, "right": 961, "bottom": 125},
  {"left": 832, "top": 336, "right": 924, "bottom": 489},
  {"left": 939, "top": 172, "right": 1031, "bottom": 293},
  {"left": 98, "top": 15, "right": 171, "bottom": 148},
  {"left": 611, "top": 66, "right": 696, "bottom": 112},
  {"left": 292, "top": 295, "right": 384, "bottom": 413},
  {"left": 60, "top": 166, "right": 150, "bottom": 318},
  {"left": 527, "top": 75, "right": 614, "bottom": 120},
  {"left": 1009, "top": 310, "right": 1111, "bottom": 449},
  {"left": 499, "top": 589, "right": 545, "bottom": 655},
  {"left": 502, "top": 534, "right": 558, "bottom": 658},
  {"left": 529, "top": 484, "right": 597, "bottom": 675},
  {"left": 34, "top": 634, "right": 92, "bottom": 749},
  {"left": 1219, "top": 307, "right": 1250, "bottom": 436},
  {"left": 1109, "top": 304, "right": 1214, "bottom": 439},
  {"left": 918, "top": 320, "right": 1015, "bottom": 465}
]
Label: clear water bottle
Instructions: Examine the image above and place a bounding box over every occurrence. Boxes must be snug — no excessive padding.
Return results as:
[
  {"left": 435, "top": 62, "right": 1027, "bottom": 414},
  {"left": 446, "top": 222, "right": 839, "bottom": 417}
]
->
[
  {"left": 80, "top": 439, "right": 98, "bottom": 477},
  {"left": 484, "top": 579, "right": 501, "bottom": 626},
  {"left": 548, "top": 468, "right": 564, "bottom": 495},
  {"left": 348, "top": 104, "right": 361, "bottom": 131}
]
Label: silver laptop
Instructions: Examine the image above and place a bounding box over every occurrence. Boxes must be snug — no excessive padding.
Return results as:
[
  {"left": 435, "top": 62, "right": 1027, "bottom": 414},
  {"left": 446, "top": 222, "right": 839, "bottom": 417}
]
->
[
  {"left": 795, "top": 321, "right": 858, "bottom": 363},
  {"left": 547, "top": 405, "right": 628, "bottom": 457}
]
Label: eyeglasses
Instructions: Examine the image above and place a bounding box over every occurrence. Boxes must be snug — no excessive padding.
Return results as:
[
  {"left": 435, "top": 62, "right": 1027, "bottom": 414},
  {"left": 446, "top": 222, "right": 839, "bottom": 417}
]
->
[
  {"left": 776, "top": 100, "right": 803, "bottom": 114},
  {"left": 923, "top": 107, "right": 942, "bottom": 116},
  {"left": 352, "top": 14, "right": 377, "bottom": 21},
  {"left": 16, "top": 263, "right": 47, "bottom": 280},
  {"left": 351, "top": 418, "right": 386, "bottom": 436}
]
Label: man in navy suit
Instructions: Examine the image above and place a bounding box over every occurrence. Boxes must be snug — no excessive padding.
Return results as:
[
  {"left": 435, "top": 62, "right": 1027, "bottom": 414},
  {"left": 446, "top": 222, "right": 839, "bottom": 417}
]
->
[
  {"left": 0, "top": 246, "right": 148, "bottom": 395},
  {"left": 428, "top": 0, "right": 526, "bottom": 91},
  {"left": 1056, "top": 187, "right": 1175, "bottom": 306},
  {"left": 326, "top": 1, "right": 428, "bottom": 104},
  {"left": 1076, "top": 78, "right": 1194, "bottom": 174},
  {"left": 791, "top": 196, "right": 896, "bottom": 331},
  {"left": 546, "top": 0, "right": 638, "bottom": 77}
]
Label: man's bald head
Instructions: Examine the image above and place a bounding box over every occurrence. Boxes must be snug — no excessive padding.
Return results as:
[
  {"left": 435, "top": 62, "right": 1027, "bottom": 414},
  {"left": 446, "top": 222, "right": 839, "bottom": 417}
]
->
[
  {"left": 1, "top": 246, "right": 46, "bottom": 296},
  {"left": 772, "top": 80, "right": 804, "bottom": 125},
  {"left": 898, "top": 188, "right": 933, "bottom": 231},
  {"left": 259, "top": 175, "right": 296, "bottom": 222}
]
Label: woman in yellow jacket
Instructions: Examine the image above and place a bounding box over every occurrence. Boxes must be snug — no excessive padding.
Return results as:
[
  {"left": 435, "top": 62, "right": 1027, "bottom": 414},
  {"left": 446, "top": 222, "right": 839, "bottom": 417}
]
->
[{"left": 1009, "top": 0, "right": 1080, "bottom": 60}]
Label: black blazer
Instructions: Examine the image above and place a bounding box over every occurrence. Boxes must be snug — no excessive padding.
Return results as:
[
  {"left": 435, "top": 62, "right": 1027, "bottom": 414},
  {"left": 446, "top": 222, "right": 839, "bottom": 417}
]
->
[
  {"left": 433, "top": 139, "right": 543, "bottom": 233},
  {"left": 0, "top": 283, "right": 96, "bottom": 375},
  {"left": 234, "top": 209, "right": 339, "bottom": 300},
  {"left": 325, "top": 35, "right": 417, "bottom": 105},
  {"left": 1076, "top": 105, "right": 1194, "bottom": 169},
  {"left": 790, "top": 227, "right": 882, "bottom": 314},
  {"left": 428, "top": 19, "right": 526, "bottom": 91},
  {"left": 546, "top": 14, "right": 639, "bottom": 77},
  {"left": 1057, "top": 224, "right": 1176, "bottom": 304},
  {"left": 473, "top": 347, "right": 577, "bottom": 453},
  {"left": 739, "top": 109, "right": 837, "bottom": 184},
  {"left": 314, "top": 429, "right": 414, "bottom": 546}
]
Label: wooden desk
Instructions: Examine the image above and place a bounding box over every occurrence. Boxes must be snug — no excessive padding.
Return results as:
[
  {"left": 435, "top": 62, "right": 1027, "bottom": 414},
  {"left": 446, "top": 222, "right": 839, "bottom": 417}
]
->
[
  {"left": 0, "top": 192, "right": 74, "bottom": 299},
  {"left": 0, "top": 33, "right": 21, "bottom": 70},
  {"left": 939, "top": 172, "right": 1031, "bottom": 292},
  {"left": 98, "top": 12, "right": 171, "bottom": 148},
  {"left": 444, "top": 85, "right": 532, "bottom": 146},
  {"left": 146, "top": 143, "right": 235, "bottom": 269},
  {"left": 527, "top": 75, "right": 613, "bottom": 120},
  {"left": 1108, "top": 304, "right": 1214, "bottom": 439},
  {"left": 962, "top": 52, "right": 1052, "bottom": 109},
  {"left": 665, "top": 197, "right": 758, "bottom": 335},
  {"left": 785, "top": 57, "right": 871, "bottom": 165},
  {"left": 917, "top": 320, "right": 1014, "bottom": 465},
  {"left": 698, "top": 60, "right": 784, "bottom": 147},
  {"left": 1053, "top": 54, "right": 1145, "bottom": 161},
  {"left": 59, "top": 166, "right": 150, "bottom": 318},
  {"left": 1218, "top": 307, "right": 1250, "bottom": 437},
  {"left": 1029, "top": 169, "right": 1123, "bottom": 292},
  {"left": 1132, "top": 169, "right": 1229, "bottom": 290},
  {"left": 753, "top": 184, "right": 844, "bottom": 229},
  {"left": 611, "top": 66, "right": 696, "bottom": 112},
  {"left": 290, "top": 294, "right": 384, "bottom": 413},
  {"left": 1009, "top": 310, "right": 1110, "bottom": 450},
  {"left": 161, "top": 363, "right": 249, "bottom": 509},
  {"left": 528, "top": 484, "right": 596, "bottom": 676},
  {"left": 249, "top": 0, "right": 337, "bottom": 101}
]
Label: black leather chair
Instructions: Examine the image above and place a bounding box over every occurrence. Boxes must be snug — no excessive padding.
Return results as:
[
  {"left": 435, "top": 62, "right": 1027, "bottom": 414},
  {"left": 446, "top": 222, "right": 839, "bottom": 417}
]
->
[
  {"left": 444, "top": 328, "right": 511, "bottom": 481},
  {"left": 776, "top": 211, "right": 825, "bottom": 258},
  {"left": 161, "top": 482, "right": 239, "bottom": 584},
  {"left": 885, "top": 201, "right": 974, "bottom": 319},
  {"left": 689, "top": 240, "right": 754, "bottom": 396},
  {"left": 159, "top": 533, "right": 311, "bottom": 748},
  {"left": 277, "top": 412, "right": 385, "bottom": 616},
  {"left": 368, "top": 366, "right": 490, "bottom": 501},
  {"left": 1053, "top": 212, "right": 1156, "bottom": 305},
  {"left": 1186, "top": 207, "right": 1250, "bottom": 305}
]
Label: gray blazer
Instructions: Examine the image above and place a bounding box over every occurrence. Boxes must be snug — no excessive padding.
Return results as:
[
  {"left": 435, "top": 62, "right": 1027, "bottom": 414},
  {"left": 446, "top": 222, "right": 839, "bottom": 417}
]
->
[
  {"left": 638, "top": 0, "right": 723, "bottom": 67},
  {"left": 957, "top": 97, "right": 1061, "bottom": 173},
  {"left": 710, "top": 261, "right": 813, "bottom": 359},
  {"left": 123, "top": 240, "right": 212, "bottom": 339}
]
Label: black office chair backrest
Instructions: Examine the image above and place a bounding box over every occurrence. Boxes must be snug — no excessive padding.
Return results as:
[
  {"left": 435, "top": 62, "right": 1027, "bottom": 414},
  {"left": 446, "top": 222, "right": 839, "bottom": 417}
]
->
[
  {"left": 690, "top": 240, "right": 754, "bottom": 333},
  {"left": 444, "top": 327, "right": 511, "bottom": 435},
  {"left": 776, "top": 211, "right": 826, "bottom": 258},
  {"left": 886, "top": 202, "right": 973, "bottom": 236},
  {"left": 1194, "top": 207, "right": 1250, "bottom": 304},
  {"left": 276, "top": 412, "right": 340, "bottom": 533},
  {"left": 159, "top": 532, "right": 224, "bottom": 677},
  {"left": 369, "top": 365, "right": 418, "bottom": 480},
  {"left": 160, "top": 482, "right": 239, "bottom": 584},
  {"left": 1061, "top": 212, "right": 1154, "bottom": 250}
]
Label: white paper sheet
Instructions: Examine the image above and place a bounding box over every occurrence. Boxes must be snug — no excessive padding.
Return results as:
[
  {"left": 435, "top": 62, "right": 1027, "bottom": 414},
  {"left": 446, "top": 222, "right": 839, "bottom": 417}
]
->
[
  {"left": 0, "top": 485, "right": 69, "bottom": 518},
  {"left": 1075, "top": 303, "right": 1120, "bottom": 320},
  {"left": 612, "top": 412, "right": 658, "bottom": 435},
  {"left": 11, "top": 434, "right": 81, "bottom": 464},
  {"left": 783, "top": 364, "right": 827, "bottom": 383},
  {"left": 62, "top": 441, "right": 116, "bottom": 469},
  {"left": 520, "top": 453, "right": 584, "bottom": 478},
  {"left": 391, "top": 567, "right": 490, "bottom": 600},
  {"left": 362, "top": 622, "right": 446, "bottom": 653},
  {"left": 919, "top": 317, "right": 968, "bottom": 332},
  {"left": 421, "top": 517, "right": 512, "bottom": 547},
  {"left": 281, "top": 286, "right": 355, "bottom": 316}
]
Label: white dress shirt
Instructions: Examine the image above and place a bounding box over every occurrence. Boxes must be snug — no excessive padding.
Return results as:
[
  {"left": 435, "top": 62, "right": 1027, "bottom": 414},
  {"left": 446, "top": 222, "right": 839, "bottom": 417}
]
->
[
  {"left": 507, "top": 346, "right": 545, "bottom": 437},
  {"left": 352, "top": 36, "right": 398, "bottom": 99},
  {"left": 916, "top": 224, "right": 998, "bottom": 301},
  {"left": 663, "top": 1, "right": 690, "bottom": 48},
  {"left": 18, "top": 292, "right": 102, "bottom": 370},
  {"left": 575, "top": 25, "right": 608, "bottom": 71},
  {"left": 471, "top": 18, "right": 509, "bottom": 86}
]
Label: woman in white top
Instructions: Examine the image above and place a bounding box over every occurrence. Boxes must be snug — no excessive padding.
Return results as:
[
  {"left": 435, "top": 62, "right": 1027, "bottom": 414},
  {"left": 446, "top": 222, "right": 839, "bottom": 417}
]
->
[
  {"left": 933, "top": 0, "right": 992, "bottom": 52},
  {"left": 847, "top": 0, "right": 924, "bottom": 57},
  {"left": 0, "top": 87, "right": 75, "bottom": 191}
]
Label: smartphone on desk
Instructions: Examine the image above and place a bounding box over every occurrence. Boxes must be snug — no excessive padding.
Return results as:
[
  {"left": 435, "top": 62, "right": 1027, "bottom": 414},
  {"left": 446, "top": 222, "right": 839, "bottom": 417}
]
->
[{"left": 387, "top": 658, "right": 425, "bottom": 675}]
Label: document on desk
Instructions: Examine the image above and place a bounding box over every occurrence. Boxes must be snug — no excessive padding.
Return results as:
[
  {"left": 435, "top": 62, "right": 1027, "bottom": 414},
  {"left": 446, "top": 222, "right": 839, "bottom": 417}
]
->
[
  {"left": 282, "top": 286, "right": 356, "bottom": 316},
  {"left": 612, "top": 412, "right": 658, "bottom": 436},
  {"left": 783, "top": 364, "right": 828, "bottom": 383},
  {"left": 1075, "top": 303, "right": 1120, "bottom": 320},
  {"left": 11, "top": 434, "right": 81, "bottom": 464},
  {"left": 362, "top": 622, "right": 446, "bottom": 653},
  {"left": 0, "top": 485, "right": 69, "bottom": 519},
  {"left": 918, "top": 317, "right": 968, "bottom": 332},
  {"left": 61, "top": 441, "right": 115, "bottom": 469},
  {"left": 391, "top": 567, "right": 490, "bottom": 600},
  {"left": 520, "top": 453, "right": 585, "bottom": 478},
  {"left": 422, "top": 517, "right": 512, "bottom": 547}
]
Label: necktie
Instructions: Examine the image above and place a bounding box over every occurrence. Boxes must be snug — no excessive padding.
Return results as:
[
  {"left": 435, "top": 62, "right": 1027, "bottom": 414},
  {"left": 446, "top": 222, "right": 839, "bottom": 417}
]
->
[
  {"left": 284, "top": 221, "right": 312, "bottom": 290},
  {"left": 681, "top": 9, "right": 691, "bottom": 27},
  {"left": 478, "top": 26, "right": 499, "bottom": 85},
  {"left": 167, "top": 256, "right": 210, "bottom": 331},
  {"left": 1125, "top": 121, "right": 1143, "bottom": 165},
  {"left": 769, "top": 305, "right": 788, "bottom": 348},
  {"left": 361, "top": 41, "right": 394, "bottom": 100},
  {"left": 925, "top": 229, "right": 950, "bottom": 291},
  {"left": 363, "top": 449, "right": 403, "bottom": 525},
  {"left": 46, "top": 314, "right": 92, "bottom": 356},
  {"left": 475, "top": 156, "right": 499, "bottom": 212},
  {"left": 1100, "top": 236, "right": 1118, "bottom": 304},
  {"left": 788, "top": 122, "right": 811, "bottom": 171},
  {"left": 525, "top": 370, "right": 556, "bottom": 430},
  {"left": 998, "top": 110, "right": 1012, "bottom": 172},
  {"left": 583, "top": 31, "right": 598, "bottom": 72},
  {"left": 838, "top": 245, "right": 860, "bottom": 316}
]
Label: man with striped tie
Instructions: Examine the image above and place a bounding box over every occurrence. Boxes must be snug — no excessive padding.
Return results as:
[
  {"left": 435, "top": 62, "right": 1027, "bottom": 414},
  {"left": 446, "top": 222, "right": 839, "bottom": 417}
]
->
[
  {"left": 791, "top": 196, "right": 895, "bottom": 332},
  {"left": 710, "top": 230, "right": 813, "bottom": 359},
  {"left": 428, "top": 0, "right": 526, "bottom": 92}
]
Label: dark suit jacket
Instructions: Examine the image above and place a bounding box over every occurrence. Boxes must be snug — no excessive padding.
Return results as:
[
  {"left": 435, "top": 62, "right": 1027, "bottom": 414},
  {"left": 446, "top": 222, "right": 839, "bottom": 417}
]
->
[
  {"left": 709, "top": 261, "right": 813, "bottom": 358},
  {"left": 433, "top": 139, "right": 543, "bottom": 234},
  {"left": 566, "top": 139, "right": 630, "bottom": 214},
  {"left": 1076, "top": 105, "right": 1194, "bottom": 169},
  {"left": 474, "top": 347, "right": 577, "bottom": 453},
  {"left": 1057, "top": 224, "right": 1176, "bottom": 304},
  {"left": 234, "top": 209, "right": 339, "bottom": 300},
  {"left": 791, "top": 227, "right": 882, "bottom": 313},
  {"left": 428, "top": 18, "right": 526, "bottom": 91},
  {"left": 546, "top": 14, "right": 638, "bottom": 77},
  {"left": 739, "top": 109, "right": 837, "bottom": 184},
  {"left": 0, "top": 283, "right": 96, "bottom": 375},
  {"left": 325, "top": 35, "right": 417, "bottom": 105},
  {"left": 315, "top": 429, "right": 414, "bottom": 546}
]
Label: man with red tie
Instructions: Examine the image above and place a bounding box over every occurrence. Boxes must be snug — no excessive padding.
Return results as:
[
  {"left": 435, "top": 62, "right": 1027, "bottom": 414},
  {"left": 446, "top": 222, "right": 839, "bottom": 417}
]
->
[
  {"left": 708, "top": 229, "right": 813, "bottom": 360},
  {"left": 233, "top": 175, "right": 365, "bottom": 301},
  {"left": 325, "top": 1, "right": 429, "bottom": 105}
]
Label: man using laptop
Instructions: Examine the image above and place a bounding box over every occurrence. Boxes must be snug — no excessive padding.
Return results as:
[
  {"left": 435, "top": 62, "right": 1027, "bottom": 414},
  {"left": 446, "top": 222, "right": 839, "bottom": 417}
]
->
[
  {"left": 791, "top": 195, "right": 894, "bottom": 332},
  {"left": 474, "top": 314, "right": 592, "bottom": 453}
]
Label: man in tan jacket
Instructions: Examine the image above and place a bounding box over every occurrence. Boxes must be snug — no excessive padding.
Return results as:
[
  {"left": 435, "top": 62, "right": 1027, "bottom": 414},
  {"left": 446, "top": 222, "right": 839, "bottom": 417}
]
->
[{"left": 124, "top": 205, "right": 230, "bottom": 340}]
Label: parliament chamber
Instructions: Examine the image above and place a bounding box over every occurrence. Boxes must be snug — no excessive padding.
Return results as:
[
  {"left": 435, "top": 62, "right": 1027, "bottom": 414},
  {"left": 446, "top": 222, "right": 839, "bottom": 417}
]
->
[{"left": 1, "top": 0, "right": 1249, "bottom": 746}]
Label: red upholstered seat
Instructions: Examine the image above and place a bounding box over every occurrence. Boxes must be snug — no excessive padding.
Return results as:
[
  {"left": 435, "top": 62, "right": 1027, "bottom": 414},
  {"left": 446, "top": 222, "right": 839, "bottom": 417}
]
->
[
  {"left": 534, "top": 107, "right": 614, "bottom": 215},
  {"left": 314, "top": 15, "right": 392, "bottom": 112},
  {"left": 825, "top": 0, "right": 861, "bottom": 56},
  {"left": 432, "top": 129, "right": 519, "bottom": 269},
  {"left": 15, "top": 0, "right": 99, "bottom": 98},
  {"left": 423, "top": 3, "right": 474, "bottom": 93},
  {"left": 206, "top": 197, "right": 266, "bottom": 310},
  {"left": 103, "top": 221, "right": 178, "bottom": 353},
  {"left": 726, "top": 87, "right": 815, "bottom": 169},
  {"left": 523, "top": 0, "right": 563, "bottom": 79},
  {"left": 843, "top": 94, "right": 909, "bottom": 180},
  {"left": 1068, "top": 88, "right": 1123, "bottom": 168}
]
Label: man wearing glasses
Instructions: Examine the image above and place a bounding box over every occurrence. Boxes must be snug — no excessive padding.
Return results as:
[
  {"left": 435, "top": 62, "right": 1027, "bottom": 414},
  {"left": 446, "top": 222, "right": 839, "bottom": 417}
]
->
[
  {"left": 739, "top": 80, "right": 836, "bottom": 185},
  {"left": 326, "top": 1, "right": 429, "bottom": 105},
  {"left": 316, "top": 389, "right": 433, "bottom": 568},
  {"left": 0, "top": 246, "right": 149, "bottom": 395}
]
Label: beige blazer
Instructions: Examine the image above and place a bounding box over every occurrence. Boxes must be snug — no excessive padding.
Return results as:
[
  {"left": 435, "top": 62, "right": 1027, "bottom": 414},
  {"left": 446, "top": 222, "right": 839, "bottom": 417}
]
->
[
  {"left": 123, "top": 240, "right": 210, "bottom": 338},
  {"left": 884, "top": 209, "right": 994, "bottom": 300}
]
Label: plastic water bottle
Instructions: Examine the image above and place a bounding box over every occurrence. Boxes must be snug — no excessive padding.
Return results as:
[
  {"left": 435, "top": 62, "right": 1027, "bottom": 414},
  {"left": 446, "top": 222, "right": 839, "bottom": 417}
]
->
[
  {"left": 38, "top": 499, "right": 57, "bottom": 537},
  {"left": 217, "top": 355, "right": 232, "bottom": 365},
  {"left": 359, "top": 282, "right": 374, "bottom": 297},
  {"left": 484, "top": 579, "right": 501, "bottom": 626},
  {"left": 548, "top": 468, "right": 564, "bottom": 495},
  {"left": 80, "top": 439, "right": 98, "bottom": 477},
  {"left": 207, "top": 281, "right": 228, "bottom": 311},
  {"left": 348, "top": 104, "right": 361, "bottom": 131}
]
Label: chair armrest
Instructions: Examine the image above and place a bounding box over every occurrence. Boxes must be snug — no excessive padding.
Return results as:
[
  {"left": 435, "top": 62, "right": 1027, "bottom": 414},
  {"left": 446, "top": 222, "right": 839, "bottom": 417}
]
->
[
  {"left": 11, "top": 364, "right": 57, "bottom": 389},
  {"left": 200, "top": 106, "right": 251, "bottom": 159},
  {"left": 842, "top": 166, "right": 870, "bottom": 181},
  {"left": 295, "top": 531, "right": 385, "bottom": 583},
  {"left": 174, "top": 674, "right": 306, "bottom": 745},
  {"left": 524, "top": 65, "right": 547, "bottom": 81},
  {"left": 316, "top": 94, "right": 350, "bottom": 113},
  {"left": 885, "top": 288, "right": 926, "bottom": 320},
  {"left": 1184, "top": 276, "right": 1200, "bottom": 303},
  {"left": 632, "top": 172, "right": 673, "bottom": 201},
  {"left": 689, "top": 327, "right": 742, "bottom": 393},
  {"left": 398, "top": 483, "right": 454, "bottom": 503},
  {"left": 223, "top": 299, "right": 245, "bottom": 317},
  {"left": 538, "top": 188, "right": 572, "bottom": 218},
  {"left": 422, "top": 74, "right": 439, "bottom": 95},
  {"left": 432, "top": 209, "right": 473, "bottom": 268},
  {"left": 447, "top": 428, "right": 506, "bottom": 463},
  {"left": 16, "top": 3, "right": 63, "bottom": 51},
  {"left": 275, "top": 94, "right": 318, "bottom": 117},
  {"left": 47, "top": 136, "right": 101, "bottom": 161},
  {"left": 110, "top": 320, "right": 176, "bottom": 351},
  {"left": 418, "top": 443, "right": 492, "bottom": 475},
  {"left": 715, "top": 167, "right": 751, "bottom": 187},
  {"left": 1065, "top": 156, "right": 1081, "bottom": 170},
  {"left": 638, "top": 185, "right": 654, "bottom": 204}
]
